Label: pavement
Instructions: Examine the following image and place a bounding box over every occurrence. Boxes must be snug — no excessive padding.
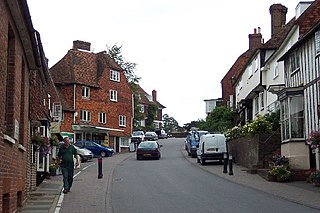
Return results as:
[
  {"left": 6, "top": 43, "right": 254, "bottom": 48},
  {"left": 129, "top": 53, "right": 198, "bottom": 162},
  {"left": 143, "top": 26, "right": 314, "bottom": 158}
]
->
[{"left": 19, "top": 145, "right": 320, "bottom": 213}]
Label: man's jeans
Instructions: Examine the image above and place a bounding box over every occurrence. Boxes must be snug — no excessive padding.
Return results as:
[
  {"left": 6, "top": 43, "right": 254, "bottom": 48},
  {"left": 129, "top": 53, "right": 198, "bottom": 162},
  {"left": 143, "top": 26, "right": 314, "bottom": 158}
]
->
[{"left": 61, "top": 167, "right": 74, "bottom": 190}]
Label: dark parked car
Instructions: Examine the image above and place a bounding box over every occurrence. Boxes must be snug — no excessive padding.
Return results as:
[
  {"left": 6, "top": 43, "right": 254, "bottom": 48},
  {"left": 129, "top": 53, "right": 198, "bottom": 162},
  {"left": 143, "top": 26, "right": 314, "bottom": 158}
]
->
[
  {"left": 185, "top": 130, "right": 208, "bottom": 158},
  {"left": 75, "top": 140, "right": 114, "bottom": 157},
  {"left": 144, "top": 131, "right": 158, "bottom": 141},
  {"left": 136, "top": 141, "right": 162, "bottom": 160}
]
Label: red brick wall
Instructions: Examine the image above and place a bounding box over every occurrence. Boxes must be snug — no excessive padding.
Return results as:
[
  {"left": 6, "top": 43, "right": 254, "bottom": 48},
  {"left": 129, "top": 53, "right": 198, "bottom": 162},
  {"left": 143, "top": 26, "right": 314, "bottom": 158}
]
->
[
  {"left": 58, "top": 67, "right": 133, "bottom": 139},
  {"left": 0, "top": 2, "right": 30, "bottom": 212}
]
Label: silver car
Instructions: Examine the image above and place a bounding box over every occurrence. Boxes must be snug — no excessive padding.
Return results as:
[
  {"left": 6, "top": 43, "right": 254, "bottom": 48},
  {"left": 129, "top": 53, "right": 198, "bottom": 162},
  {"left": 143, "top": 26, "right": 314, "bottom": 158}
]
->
[{"left": 73, "top": 145, "right": 93, "bottom": 162}]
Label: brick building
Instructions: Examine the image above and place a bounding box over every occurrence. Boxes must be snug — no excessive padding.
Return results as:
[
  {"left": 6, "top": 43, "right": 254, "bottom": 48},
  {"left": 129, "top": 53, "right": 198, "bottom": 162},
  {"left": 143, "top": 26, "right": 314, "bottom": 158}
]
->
[
  {"left": 50, "top": 40, "right": 133, "bottom": 152},
  {"left": 135, "top": 84, "right": 166, "bottom": 130}
]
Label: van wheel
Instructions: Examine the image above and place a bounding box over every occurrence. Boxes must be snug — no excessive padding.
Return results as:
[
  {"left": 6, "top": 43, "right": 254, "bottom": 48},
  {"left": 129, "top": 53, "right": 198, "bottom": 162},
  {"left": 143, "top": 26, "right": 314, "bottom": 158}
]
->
[
  {"left": 197, "top": 158, "right": 200, "bottom": 163},
  {"left": 201, "top": 159, "right": 206, "bottom": 165}
]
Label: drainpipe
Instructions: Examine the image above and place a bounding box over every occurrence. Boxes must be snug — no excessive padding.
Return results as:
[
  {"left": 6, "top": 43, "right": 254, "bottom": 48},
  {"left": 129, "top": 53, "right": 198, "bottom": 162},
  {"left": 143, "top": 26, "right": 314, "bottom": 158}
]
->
[{"left": 73, "top": 84, "right": 76, "bottom": 123}]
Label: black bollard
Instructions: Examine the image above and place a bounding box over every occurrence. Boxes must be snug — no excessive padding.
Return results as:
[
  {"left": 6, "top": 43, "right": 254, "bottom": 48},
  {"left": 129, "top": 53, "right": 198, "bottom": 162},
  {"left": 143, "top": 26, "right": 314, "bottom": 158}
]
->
[
  {"left": 228, "top": 155, "right": 233, "bottom": 175},
  {"left": 223, "top": 153, "right": 228, "bottom": 173},
  {"left": 98, "top": 157, "right": 103, "bottom": 179}
]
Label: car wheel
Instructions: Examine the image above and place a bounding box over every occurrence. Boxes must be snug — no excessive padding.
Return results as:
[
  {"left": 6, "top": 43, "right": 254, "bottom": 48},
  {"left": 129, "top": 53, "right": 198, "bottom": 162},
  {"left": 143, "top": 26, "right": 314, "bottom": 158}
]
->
[
  {"left": 79, "top": 155, "right": 85, "bottom": 163},
  {"left": 197, "top": 158, "right": 200, "bottom": 163},
  {"left": 100, "top": 151, "right": 106, "bottom": 157}
]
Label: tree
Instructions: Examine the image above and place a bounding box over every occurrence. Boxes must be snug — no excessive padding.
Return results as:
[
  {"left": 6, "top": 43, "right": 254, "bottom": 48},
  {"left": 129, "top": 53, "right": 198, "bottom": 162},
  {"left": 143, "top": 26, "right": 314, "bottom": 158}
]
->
[
  {"left": 163, "top": 114, "right": 179, "bottom": 133},
  {"left": 206, "top": 106, "right": 233, "bottom": 133},
  {"left": 106, "top": 44, "right": 143, "bottom": 129},
  {"left": 106, "top": 44, "right": 140, "bottom": 83},
  {"left": 145, "top": 103, "right": 158, "bottom": 131}
]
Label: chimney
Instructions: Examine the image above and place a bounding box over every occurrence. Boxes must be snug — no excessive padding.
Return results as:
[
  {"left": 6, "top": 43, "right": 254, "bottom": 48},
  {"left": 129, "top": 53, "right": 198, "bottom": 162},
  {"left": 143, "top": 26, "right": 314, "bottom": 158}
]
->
[
  {"left": 152, "top": 90, "right": 157, "bottom": 102},
  {"left": 269, "top": 4, "right": 287, "bottom": 36},
  {"left": 72, "top": 40, "right": 91, "bottom": 51},
  {"left": 248, "top": 27, "right": 263, "bottom": 50}
]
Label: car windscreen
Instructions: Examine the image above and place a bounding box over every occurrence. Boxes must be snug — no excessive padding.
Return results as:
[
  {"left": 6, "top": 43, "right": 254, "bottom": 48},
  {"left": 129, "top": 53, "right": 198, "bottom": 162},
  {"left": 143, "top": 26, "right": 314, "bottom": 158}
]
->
[
  {"left": 133, "top": 131, "right": 143, "bottom": 136},
  {"left": 138, "top": 142, "right": 157, "bottom": 148}
]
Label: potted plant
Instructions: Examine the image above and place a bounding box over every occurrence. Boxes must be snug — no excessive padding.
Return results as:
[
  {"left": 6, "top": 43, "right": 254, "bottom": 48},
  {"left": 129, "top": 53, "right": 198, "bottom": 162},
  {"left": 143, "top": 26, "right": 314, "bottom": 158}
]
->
[
  {"left": 309, "top": 170, "right": 320, "bottom": 186},
  {"left": 268, "top": 165, "right": 291, "bottom": 182},
  {"left": 49, "top": 163, "right": 58, "bottom": 176}
]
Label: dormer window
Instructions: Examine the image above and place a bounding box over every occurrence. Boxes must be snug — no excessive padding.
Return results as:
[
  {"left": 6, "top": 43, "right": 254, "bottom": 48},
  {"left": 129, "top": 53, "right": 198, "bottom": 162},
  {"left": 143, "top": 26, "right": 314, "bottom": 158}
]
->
[
  {"left": 273, "top": 63, "right": 279, "bottom": 79},
  {"left": 110, "top": 69, "right": 120, "bottom": 82},
  {"left": 82, "top": 86, "right": 90, "bottom": 99},
  {"left": 315, "top": 30, "right": 320, "bottom": 54},
  {"left": 254, "top": 58, "right": 258, "bottom": 72}
]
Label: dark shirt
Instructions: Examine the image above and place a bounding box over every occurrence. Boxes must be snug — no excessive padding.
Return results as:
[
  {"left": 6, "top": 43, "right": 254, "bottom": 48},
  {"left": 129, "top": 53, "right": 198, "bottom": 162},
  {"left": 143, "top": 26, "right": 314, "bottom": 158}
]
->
[{"left": 58, "top": 145, "right": 77, "bottom": 169}]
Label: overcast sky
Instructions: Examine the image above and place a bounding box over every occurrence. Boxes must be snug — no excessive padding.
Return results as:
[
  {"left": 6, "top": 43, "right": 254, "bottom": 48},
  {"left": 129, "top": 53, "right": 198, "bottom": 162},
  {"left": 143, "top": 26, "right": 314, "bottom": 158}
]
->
[{"left": 27, "top": 0, "right": 300, "bottom": 126}]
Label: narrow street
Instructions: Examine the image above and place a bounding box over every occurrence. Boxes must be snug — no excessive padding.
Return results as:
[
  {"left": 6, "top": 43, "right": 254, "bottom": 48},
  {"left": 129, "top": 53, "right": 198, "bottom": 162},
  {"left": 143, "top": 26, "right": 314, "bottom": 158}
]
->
[{"left": 111, "top": 138, "right": 319, "bottom": 213}]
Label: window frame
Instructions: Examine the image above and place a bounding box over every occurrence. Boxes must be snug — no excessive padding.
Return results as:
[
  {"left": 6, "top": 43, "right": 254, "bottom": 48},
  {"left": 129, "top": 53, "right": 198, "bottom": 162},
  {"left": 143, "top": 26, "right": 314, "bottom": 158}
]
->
[
  {"left": 98, "top": 112, "right": 106, "bottom": 124},
  {"left": 110, "top": 90, "right": 118, "bottom": 102},
  {"left": 110, "top": 69, "right": 120, "bottom": 82},
  {"left": 119, "top": 115, "right": 126, "bottom": 127},
  {"left": 82, "top": 86, "right": 90, "bottom": 99},
  {"left": 80, "top": 110, "right": 91, "bottom": 122}
]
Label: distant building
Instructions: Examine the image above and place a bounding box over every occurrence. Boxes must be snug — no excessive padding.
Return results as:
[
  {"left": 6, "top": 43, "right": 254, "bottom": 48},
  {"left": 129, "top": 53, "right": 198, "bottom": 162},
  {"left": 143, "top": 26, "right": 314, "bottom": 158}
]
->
[
  {"left": 50, "top": 40, "right": 133, "bottom": 153},
  {"left": 204, "top": 98, "right": 223, "bottom": 115}
]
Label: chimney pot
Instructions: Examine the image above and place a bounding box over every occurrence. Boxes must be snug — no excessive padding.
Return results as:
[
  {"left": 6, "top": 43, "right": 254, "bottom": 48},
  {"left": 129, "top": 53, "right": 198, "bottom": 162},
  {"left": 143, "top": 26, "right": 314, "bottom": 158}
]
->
[{"left": 152, "top": 90, "right": 157, "bottom": 102}]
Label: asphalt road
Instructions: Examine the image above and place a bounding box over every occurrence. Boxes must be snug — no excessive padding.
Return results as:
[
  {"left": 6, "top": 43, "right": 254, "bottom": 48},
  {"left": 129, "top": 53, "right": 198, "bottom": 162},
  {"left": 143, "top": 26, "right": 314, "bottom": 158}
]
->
[{"left": 111, "top": 138, "right": 319, "bottom": 213}]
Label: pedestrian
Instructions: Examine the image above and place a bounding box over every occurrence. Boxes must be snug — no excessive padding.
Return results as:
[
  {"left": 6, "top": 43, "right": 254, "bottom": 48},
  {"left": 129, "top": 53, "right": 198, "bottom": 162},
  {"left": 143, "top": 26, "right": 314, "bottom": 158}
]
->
[{"left": 56, "top": 136, "right": 79, "bottom": 194}]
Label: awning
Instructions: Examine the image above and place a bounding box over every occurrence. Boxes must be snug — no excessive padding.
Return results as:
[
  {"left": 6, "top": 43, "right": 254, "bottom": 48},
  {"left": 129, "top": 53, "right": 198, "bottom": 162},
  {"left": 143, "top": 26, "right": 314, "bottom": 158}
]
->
[{"left": 72, "top": 125, "right": 124, "bottom": 133}]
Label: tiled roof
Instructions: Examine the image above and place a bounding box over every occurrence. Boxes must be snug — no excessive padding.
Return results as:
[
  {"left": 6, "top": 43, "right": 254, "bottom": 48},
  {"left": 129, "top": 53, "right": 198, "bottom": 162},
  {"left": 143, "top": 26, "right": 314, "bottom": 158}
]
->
[
  {"left": 221, "top": 49, "right": 254, "bottom": 83},
  {"left": 135, "top": 84, "right": 166, "bottom": 109},
  {"left": 296, "top": 0, "right": 320, "bottom": 37},
  {"left": 50, "top": 50, "right": 122, "bottom": 87}
]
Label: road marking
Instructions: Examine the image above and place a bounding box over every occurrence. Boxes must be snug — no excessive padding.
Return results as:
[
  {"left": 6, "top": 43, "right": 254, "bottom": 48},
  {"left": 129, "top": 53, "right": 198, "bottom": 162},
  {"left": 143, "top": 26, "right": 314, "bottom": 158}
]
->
[{"left": 54, "top": 162, "right": 95, "bottom": 212}]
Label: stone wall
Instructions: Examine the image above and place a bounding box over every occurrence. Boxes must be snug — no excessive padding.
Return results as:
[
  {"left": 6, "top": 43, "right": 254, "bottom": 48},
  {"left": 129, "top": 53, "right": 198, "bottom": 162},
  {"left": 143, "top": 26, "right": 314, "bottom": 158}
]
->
[{"left": 227, "top": 133, "right": 281, "bottom": 169}]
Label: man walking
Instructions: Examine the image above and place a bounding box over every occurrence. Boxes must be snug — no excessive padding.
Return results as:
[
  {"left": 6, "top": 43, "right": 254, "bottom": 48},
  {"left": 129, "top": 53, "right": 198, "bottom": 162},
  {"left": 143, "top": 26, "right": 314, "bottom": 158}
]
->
[{"left": 57, "top": 136, "right": 79, "bottom": 194}]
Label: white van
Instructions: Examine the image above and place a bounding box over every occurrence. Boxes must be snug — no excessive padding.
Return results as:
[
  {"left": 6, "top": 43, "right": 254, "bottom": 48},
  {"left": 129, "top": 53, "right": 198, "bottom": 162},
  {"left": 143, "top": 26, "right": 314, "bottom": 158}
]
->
[{"left": 196, "top": 134, "right": 227, "bottom": 165}]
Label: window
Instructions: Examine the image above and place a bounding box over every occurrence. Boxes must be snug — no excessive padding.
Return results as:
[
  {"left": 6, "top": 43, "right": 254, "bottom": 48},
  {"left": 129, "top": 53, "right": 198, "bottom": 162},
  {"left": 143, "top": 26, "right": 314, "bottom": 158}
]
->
[
  {"left": 280, "top": 95, "right": 304, "bottom": 140},
  {"left": 254, "top": 96, "right": 259, "bottom": 114},
  {"left": 254, "top": 58, "right": 258, "bottom": 72},
  {"left": 119, "top": 115, "right": 126, "bottom": 127},
  {"left": 110, "top": 90, "right": 117, "bottom": 102},
  {"left": 315, "top": 30, "right": 320, "bottom": 54},
  {"left": 273, "top": 63, "right": 279, "bottom": 78},
  {"left": 289, "top": 52, "right": 300, "bottom": 73},
  {"left": 80, "top": 110, "right": 91, "bottom": 122},
  {"left": 110, "top": 69, "right": 120, "bottom": 82},
  {"left": 99, "top": 112, "right": 106, "bottom": 124},
  {"left": 248, "top": 64, "right": 253, "bottom": 78},
  {"left": 260, "top": 92, "right": 264, "bottom": 110},
  {"left": 139, "top": 104, "right": 144, "bottom": 113},
  {"left": 82, "top": 86, "right": 90, "bottom": 99},
  {"left": 120, "top": 137, "right": 129, "bottom": 147},
  {"left": 52, "top": 102, "right": 62, "bottom": 119}
]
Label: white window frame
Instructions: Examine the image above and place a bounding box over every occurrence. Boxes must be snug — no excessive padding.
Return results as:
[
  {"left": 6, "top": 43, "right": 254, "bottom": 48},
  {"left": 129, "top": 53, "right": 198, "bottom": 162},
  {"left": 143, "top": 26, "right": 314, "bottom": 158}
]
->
[
  {"left": 254, "top": 58, "right": 258, "bottom": 72},
  {"left": 110, "top": 69, "right": 120, "bottom": 82},
  {"left": 80, "top": 110, "right": 91, "bottom": 122},
  {"left": 273, "top": 63, "right": 279, "bottom": 79},
  {"left": 110, "top": 90, "right": 118, "bottom": 102},
  {"left": 260, "top": 91, "right": 264, "bottom": 110},
  {"left": 120, "top": 137, "right": 129, "bottom": 147},
  {"left": 119, "top": 115, "right": 126, "bottom": 127},
  {"left": 82, "top": 86, "right": 90, "bottom": 99},
  {"left": 99, "top": 112, "right": 106, "bottom": 124},
  {"left": 254, "top": 96, "right": 259, "bottom": 114},
  {"left": 248, "top": 64, "right": 253, "bottom": 78}
]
